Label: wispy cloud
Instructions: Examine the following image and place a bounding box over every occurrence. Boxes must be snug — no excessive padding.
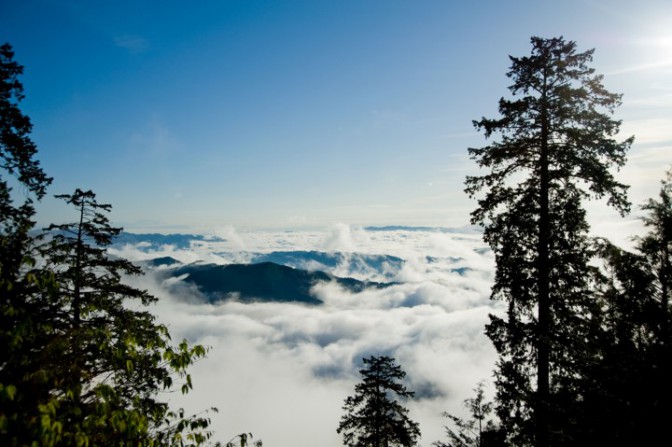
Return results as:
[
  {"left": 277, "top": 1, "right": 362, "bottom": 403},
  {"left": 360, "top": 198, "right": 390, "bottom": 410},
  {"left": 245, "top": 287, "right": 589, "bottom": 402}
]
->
[
  {"left": 114, "top": 34, "right": 150, "bottom": 54},
  {"left": 607, "top": 60, "right": 672, "bottom": 76},
  {"left": 127, "top": 116, "right": 182, "bottom": 158}
]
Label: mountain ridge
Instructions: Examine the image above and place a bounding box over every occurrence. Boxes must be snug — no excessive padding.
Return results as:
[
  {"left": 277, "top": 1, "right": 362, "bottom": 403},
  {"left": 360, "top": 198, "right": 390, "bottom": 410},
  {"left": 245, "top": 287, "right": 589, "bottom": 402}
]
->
[{"left": 161, "top": 261, "right": 394, "bottom": 305}]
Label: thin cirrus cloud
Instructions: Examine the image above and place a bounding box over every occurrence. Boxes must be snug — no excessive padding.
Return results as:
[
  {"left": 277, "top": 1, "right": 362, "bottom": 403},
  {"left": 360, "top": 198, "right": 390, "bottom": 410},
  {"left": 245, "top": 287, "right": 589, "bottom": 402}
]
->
[
  {"left": 115, "top": 225, "right": 501, "bottom": 447},
  {"left": 113, "top": 34, "right": 151, "bottom": 54},
  {"left": 608, "top": 60, "right": 672, "bottom": 75}
]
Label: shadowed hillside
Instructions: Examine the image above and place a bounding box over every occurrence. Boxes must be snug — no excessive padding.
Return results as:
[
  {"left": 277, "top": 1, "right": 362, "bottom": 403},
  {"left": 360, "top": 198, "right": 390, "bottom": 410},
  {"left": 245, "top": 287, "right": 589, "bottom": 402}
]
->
[{"left": 171, "top": 261, "right": 393, "bottom": 305}]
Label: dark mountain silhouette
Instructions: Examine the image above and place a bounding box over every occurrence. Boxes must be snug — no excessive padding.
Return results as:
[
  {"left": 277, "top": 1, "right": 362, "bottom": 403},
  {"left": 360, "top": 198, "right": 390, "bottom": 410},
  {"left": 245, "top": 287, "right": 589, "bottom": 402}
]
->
[
  {"left": 171, "top": 262, "right": 393, "bottom": 305},
  {"left": 146, "top": 256, "right": 181, "bottom": 267}
]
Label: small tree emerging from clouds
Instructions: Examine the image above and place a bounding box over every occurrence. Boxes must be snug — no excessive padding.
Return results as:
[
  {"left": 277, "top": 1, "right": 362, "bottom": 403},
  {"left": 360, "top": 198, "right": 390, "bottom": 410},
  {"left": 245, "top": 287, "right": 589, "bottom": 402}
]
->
[
  {"left": 218, "top": 432, "right": 263, "bottom": 447},
  {"left": 434, "top": 381, "right": 502, "bottom": 447},
  {"left": 337, "top": 355, "right": 420, "bottom": 447}
]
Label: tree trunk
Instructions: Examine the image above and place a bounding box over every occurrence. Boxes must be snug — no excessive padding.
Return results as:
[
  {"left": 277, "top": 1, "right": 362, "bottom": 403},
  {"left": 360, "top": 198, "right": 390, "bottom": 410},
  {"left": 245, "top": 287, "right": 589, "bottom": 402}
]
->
[
  {"left": 74, "top": 199, "right": 84, "bottom": 328},
  {"left": 536, "top": 74, "right": 551, "bottom": 447}
]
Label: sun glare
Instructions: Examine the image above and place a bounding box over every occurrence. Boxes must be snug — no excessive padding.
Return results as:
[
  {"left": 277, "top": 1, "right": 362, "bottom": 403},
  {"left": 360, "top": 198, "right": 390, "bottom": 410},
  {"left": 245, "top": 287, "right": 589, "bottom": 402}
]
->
[
  {"left": 648, "top": 35, "right": 672, "bottom": 60},
  {"left": 635, "top": 12, "right": 672, "bottom": 66}
]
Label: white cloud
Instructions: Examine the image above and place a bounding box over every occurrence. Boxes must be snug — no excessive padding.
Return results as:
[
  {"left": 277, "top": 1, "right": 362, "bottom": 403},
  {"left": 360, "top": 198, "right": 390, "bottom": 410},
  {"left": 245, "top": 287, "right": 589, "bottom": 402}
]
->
[
  {"left": 120, "top": 227, "right": 502, "bottom": 447},
  {"left": 322, "top": 223, "right": 371, "bottom": 252},
  {"left": 214, "top": 225, "right": 248, "bottom": 251}
]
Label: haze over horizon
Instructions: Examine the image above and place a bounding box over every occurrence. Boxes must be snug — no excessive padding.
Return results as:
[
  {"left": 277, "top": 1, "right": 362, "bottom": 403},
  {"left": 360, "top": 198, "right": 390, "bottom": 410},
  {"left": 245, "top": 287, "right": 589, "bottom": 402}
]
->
[{"left": 2, "top": 0, "right": 671, "bottom": 240}]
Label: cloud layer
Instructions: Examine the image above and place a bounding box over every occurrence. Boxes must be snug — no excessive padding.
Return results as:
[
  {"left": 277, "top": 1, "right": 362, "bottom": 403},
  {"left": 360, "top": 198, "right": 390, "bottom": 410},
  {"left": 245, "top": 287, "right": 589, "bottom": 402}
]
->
[{"left": 117, "top": 226, "right": 500, "bottom": 446}]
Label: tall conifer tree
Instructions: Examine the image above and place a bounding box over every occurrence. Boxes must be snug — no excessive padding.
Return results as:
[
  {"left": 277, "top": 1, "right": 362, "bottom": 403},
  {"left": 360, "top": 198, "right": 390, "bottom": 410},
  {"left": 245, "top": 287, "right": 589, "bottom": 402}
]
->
[
  {"left": 0, "top": 42, "right": 53, "bottom": 445},
  {"left": 639, "top": 169, "right": 672, "bottom": 319},
  {"left": 30, "top": 189, "right": 215, "bottom": 446},
  {"left": 465, "top": 36, "right": 632, "bottom": 446},
  {"left": 0, "top": 44, "right": 216, "bottom": 446}
]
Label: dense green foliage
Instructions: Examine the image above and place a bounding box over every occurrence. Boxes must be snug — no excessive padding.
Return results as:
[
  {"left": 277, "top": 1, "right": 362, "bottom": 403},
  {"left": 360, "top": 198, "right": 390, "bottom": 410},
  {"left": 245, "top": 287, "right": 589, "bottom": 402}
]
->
[
  {"left": 337, "top": 356, "right": 420, "bottom": 447},
  {"left": 0, "top": 43, "right": 51, "bottom": 201},
  {"left": 1, "top": 41, "right": 55, "bottom": 445},
  {"left": 465, "top": 36, "right": 632, "bottom": 446},
  {"left": 0, "top": 43, "right": 215, "bottom": 447}
]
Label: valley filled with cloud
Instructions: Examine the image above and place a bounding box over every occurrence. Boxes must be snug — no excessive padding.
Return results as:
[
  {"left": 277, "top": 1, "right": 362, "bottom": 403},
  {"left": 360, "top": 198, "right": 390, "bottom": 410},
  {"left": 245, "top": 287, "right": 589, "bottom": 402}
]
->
[{"left": 113, "top": 225, "right": 501, "bottom": 447}]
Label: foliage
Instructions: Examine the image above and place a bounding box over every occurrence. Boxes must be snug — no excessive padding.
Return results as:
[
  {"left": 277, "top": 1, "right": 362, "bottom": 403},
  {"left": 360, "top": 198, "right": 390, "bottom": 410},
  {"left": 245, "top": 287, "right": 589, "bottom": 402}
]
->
[
  {"left": 337, "top": 355, "right": 420, "bottom": 447},
  {"left": 0, "top": 42, "right": 51, "bottom": 293},
  {"left": 0, "top": 43, "right": 51, "bottom": 201},
  {"left": 465, "top": 36, "right": 632, "bottom": 446},
  {"left": 216, "top": 432, "right": 263, "bottom": 447},
  {"left": 0, "top": 41, "right": 53, "bottom": 365},
  {"left": 582, "top": 169, "right": 672, "bottom": 445},
  {"left": 0, "top": 42, "right": 55, "bottom": 446},
  {"left": 0, "top": 43, "right": 217, "bottom": 446},
  {"left": 639, "top": 168, "right": 672, "bottom": 313},
  {"left": 434, "top": 382, "right": 502, "bottom": 447},
  {"left": 19, "top": 188, "right": 215, "bottom": 446}
]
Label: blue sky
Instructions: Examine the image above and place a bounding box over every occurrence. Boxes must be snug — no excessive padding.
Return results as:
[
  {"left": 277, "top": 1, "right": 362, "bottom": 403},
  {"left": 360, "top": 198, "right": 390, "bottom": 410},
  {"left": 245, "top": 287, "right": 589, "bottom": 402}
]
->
[{"left": 2, "top": 0, "right": 671, "bottom": 233}]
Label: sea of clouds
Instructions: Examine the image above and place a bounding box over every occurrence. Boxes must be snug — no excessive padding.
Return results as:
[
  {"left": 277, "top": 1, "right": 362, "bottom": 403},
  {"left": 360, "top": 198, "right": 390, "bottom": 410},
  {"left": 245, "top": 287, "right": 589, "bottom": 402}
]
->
[{"left": 114, "top": 224, "right": 502, "bottom": 447}]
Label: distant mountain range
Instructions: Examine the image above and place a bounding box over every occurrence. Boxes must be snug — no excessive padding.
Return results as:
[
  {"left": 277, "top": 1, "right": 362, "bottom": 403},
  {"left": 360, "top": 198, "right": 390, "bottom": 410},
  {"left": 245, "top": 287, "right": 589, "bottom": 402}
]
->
[
  {"left": 364, "top": 225, "right": 481, "bottom": 233},
  {"left": 112, "top": 227, "right": 481, "bottom": 252},
  {"left": 120, "top": 231, "right": 478, "bottom": 305},
  {"left": 146, "top": 256, "right": 182, "bottom": 267},
  {"left": 149, "top": 259, "right": 393, "bottom": 305},
  {"left": 113, "top": 232, "right": 224, "bottom": 250}
]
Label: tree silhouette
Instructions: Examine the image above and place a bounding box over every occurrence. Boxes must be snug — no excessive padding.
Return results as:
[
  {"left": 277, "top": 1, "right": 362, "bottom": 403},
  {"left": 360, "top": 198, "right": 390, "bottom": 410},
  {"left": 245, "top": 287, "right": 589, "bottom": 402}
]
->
[
  {"left": 0, "top": 43, "right": 51, "bottom": 201},
  {"left": 0, "top": 41, "right": 260, "bottom": 447},
  {"left": 434, "top": 381, "right": 502, "bottom": 447},
  {"left": 465, "top": 36, "right": 632, "bottom": 447},
  {"left": 219, "top": 432, "right": 263, "bottom": 447},
  {"left": 0, "top": 42, "right": 54, "bottom": 445},
  {"left": 583, "top": 169, "right": 672, "bottom": 445},
  {"left": 337, "top": 355, "right": 420, "bottom": 447},
  {"left": 639, "top": 168, "right": 672, "bottom": 322},
  {"left": 0, "top": 42, "right": 51, "bottom": 285}
]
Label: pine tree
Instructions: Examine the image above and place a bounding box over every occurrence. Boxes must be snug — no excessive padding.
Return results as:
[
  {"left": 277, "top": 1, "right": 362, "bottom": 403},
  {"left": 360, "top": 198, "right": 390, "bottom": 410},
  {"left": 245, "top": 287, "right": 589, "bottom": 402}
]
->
[
  {"left": 465, "top": 36, "right": 632, "bottom": 447},
  {"left": 0, "top": 43, "right": 51, "bottom": 202},
  {"left": 26, "top": 188, "right": 216, "bottom": 446},
  {"left": 1, "top": 42, "right": 215, "bottom": 445},
  {"left": 639, "top": 168, "right": 672, "bottom": 323},
  {"left": 625, "top": 169, "right": 672, "bottom": 442},
  {"left": 586, "top": 169, "right": 672, "bottom": 445},
  {"left": 337, "top": 356, "right": 420, "bottom": 447},
  {"left": 0, "top": 42, "right": 51, "bottom": 280},
  {"left": 0, "top": 42, "right": 54, "bottom": 444}
]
